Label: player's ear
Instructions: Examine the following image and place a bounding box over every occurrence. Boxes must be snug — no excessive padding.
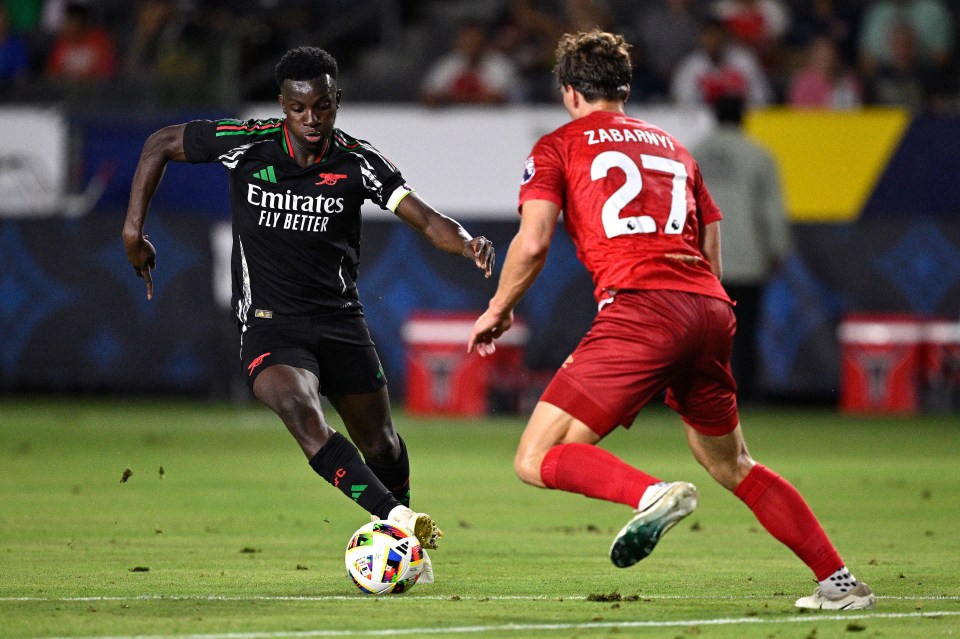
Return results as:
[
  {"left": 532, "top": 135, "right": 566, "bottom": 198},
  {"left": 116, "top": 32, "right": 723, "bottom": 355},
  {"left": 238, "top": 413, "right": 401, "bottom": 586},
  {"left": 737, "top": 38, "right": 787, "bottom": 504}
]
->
[{"left": 335, "top": 89, "right": 342, "bottom": 108}]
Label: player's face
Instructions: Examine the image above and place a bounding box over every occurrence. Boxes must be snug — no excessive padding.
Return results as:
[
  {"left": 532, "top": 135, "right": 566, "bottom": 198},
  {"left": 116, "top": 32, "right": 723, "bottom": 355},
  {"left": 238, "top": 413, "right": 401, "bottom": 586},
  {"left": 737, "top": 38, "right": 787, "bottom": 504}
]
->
[{"left": 279, "top": 75, "right": 341, "bottom": 151}]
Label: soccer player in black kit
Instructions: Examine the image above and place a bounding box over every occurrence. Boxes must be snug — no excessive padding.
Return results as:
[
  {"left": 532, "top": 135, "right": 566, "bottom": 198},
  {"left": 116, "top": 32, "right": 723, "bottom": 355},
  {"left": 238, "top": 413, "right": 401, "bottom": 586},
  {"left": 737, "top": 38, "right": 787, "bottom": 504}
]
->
[{"left": 122, "top": 47, "right": 495, "bottom": 579}]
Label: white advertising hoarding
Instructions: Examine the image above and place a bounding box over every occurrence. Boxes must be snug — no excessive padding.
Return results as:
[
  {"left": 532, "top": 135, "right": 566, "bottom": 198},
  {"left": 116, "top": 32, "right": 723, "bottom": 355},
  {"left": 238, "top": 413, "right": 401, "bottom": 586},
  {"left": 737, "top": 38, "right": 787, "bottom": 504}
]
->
[
  {"left": 0, "top": 106, "right": 68, "bottom": 217},
  {"left": 243, "top": 104, "right": 713, "bottom": 218}
]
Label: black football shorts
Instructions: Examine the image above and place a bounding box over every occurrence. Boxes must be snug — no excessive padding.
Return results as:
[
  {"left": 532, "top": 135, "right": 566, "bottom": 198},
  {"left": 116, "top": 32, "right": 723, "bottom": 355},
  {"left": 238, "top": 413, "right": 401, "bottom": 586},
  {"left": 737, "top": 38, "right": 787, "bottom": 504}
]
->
[{"left": 239, "top": 314, "right": 387, "bottom": 396}]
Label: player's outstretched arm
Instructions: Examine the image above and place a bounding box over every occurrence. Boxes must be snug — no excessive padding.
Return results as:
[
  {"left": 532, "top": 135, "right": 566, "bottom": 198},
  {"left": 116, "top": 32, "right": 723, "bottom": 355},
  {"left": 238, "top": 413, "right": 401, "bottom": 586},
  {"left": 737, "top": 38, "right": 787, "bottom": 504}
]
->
[
  {"left": 468, "top": 199, "right": 559, "bottom": 356},
  {"left": 121, "top": 124, "right": 188, "bottom": 300},
  {"left": 393, "top": 192, "right": 495, "bottom": 278}
]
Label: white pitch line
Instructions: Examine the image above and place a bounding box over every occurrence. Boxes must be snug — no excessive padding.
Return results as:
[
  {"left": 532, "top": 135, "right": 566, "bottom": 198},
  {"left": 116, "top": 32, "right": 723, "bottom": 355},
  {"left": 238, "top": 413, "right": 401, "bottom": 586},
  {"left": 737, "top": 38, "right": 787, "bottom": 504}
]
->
[
  {"left": 30, "top": 611, "right": 960, "bottom": 639},
  {"left": 1, "top": 594, "right": 957, "bottom": 603}
]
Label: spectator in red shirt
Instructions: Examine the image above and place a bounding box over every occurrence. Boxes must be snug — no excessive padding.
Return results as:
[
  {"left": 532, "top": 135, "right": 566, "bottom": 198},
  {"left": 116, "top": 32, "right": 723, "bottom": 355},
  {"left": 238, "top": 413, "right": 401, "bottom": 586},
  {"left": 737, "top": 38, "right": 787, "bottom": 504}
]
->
[
  {"left": 712, "top": 0, "right": 791, "bottom": 73},
  {"left": 45, "top": 3, "right": 117, "bottom": 82},
  {"left": 713, "top": 0, "right": 790, "bottom": 51}
]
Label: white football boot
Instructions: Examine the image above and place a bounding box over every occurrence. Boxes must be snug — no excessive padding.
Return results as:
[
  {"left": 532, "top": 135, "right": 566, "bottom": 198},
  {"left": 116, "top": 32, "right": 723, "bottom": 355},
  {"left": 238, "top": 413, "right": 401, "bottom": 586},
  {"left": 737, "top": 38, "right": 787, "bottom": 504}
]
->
[
  {"left": 418, "top": 550, "right": 435, "bottom": 584},
  {"left": 795, "top": 582, "right": 876, "bottom": 610},
  {"left": 609, "top": 481, "right": 699, "bottom": 568},
  {"left": 387, "top": 506, "right": 444, "bottom": 550}
]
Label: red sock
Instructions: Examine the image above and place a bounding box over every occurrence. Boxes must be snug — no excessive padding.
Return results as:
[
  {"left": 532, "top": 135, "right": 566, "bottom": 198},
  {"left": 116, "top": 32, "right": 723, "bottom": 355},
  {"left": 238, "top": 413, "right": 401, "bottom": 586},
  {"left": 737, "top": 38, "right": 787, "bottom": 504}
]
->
[
  {"left": 539, "top": 443, "right": 661, "bottom": 508},
  {"left": 734, "top": 464, "right": 844, "bottom": 580}
]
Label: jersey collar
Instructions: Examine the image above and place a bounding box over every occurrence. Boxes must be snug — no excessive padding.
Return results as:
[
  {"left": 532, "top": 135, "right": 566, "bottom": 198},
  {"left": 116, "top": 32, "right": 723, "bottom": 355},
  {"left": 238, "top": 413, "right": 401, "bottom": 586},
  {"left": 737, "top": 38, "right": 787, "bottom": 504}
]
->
[{"left": 281, "top": 120, "right": 332, "bottom": 164}]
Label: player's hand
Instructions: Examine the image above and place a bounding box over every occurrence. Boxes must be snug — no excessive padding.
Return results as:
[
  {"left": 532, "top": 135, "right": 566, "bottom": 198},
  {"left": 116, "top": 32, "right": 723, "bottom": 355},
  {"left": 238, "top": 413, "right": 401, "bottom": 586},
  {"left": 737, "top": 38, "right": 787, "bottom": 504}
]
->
[
  {"left": 465, "top": 236, "right": 495, "bottom": 278},
  {"left": 123, "top": 233, "right": 157, "bottom": 300},
  {"left": 468, "top": 307, "right": 513, "bottom": 356}
]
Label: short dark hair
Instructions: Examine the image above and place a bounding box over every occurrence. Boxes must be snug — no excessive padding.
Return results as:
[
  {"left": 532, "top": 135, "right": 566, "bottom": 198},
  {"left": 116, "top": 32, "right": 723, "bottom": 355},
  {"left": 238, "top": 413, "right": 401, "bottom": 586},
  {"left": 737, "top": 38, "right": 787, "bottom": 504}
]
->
[
  {"left": 713, "top": 95, "right": 745, "bottom": 125},
  {"left": 274, "top": 47, "right": 338, "bottom": 89},
  {"left": 554, "top": 30, "right": 632, "bottom": 102}
]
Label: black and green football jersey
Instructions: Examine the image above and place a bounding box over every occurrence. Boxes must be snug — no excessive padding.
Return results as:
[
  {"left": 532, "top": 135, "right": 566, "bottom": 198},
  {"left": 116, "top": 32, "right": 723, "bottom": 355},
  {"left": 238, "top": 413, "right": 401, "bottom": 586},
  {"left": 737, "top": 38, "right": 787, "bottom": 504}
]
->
[{"left": 183, "top": 118, "right": 413, "bottom": 325}]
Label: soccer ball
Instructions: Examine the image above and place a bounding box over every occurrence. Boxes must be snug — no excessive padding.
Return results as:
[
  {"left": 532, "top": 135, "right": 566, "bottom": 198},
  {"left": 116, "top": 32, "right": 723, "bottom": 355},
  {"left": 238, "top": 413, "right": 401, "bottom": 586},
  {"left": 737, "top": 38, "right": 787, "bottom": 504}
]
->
[{"left": 345, "top": 520, "right": 425, "bottom": 594}]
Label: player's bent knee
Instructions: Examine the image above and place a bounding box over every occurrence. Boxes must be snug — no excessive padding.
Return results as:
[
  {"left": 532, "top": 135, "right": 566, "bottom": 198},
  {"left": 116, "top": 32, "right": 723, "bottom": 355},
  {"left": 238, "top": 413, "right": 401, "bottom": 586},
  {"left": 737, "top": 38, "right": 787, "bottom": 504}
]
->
[
  {"left": 272, "top": 392, "right": 318, "bottom": 423},
  {"left": 513, "top": 449, "right": 546, "bottom": 487}
]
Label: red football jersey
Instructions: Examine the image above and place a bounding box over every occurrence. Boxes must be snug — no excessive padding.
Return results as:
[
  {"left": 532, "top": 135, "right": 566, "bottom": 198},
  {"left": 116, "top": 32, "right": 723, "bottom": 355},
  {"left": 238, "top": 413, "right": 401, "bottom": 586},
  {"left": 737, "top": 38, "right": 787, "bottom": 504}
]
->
[{"left": 519, "top": 110, "right": 730, "bottom": 303}]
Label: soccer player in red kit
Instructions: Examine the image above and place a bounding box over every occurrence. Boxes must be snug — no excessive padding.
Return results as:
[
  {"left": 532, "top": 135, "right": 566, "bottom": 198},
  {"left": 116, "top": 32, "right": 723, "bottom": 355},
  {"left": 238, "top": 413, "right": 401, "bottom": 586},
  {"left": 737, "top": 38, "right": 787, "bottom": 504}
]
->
[{"left": 468, "top": 30, "right": 875, "bottom": 610}]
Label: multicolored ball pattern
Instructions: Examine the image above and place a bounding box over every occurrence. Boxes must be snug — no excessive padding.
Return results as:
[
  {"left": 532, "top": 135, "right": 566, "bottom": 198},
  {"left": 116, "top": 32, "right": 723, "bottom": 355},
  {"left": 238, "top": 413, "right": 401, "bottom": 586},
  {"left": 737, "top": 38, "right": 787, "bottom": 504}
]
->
[{"left": 345, "top": 520, "right": 424, "bottom": 594}]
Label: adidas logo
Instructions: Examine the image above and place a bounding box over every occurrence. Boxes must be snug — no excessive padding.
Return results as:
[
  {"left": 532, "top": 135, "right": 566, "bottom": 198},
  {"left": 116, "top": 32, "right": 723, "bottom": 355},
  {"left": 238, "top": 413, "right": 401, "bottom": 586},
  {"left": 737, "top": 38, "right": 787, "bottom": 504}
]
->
[
  {"left": 252, "top": 165, "right": 278, "bottom": 183},
  {"left": 350, "top": 484, "right": 367, "bottom": 501}
]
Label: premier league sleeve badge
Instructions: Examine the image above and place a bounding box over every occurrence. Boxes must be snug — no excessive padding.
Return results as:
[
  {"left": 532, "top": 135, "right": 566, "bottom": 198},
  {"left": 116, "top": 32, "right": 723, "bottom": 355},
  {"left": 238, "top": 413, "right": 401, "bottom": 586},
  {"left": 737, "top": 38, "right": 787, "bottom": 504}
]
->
[{"left": 521, "top": 155, "right": 535, "bottom": 184}]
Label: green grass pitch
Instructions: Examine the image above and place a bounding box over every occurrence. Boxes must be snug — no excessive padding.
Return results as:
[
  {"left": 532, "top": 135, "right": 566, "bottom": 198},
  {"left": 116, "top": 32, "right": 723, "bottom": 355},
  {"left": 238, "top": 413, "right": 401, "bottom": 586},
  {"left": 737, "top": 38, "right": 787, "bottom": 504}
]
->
[{"left": 0, "top": 399, "right": 958, "bottom": 638}]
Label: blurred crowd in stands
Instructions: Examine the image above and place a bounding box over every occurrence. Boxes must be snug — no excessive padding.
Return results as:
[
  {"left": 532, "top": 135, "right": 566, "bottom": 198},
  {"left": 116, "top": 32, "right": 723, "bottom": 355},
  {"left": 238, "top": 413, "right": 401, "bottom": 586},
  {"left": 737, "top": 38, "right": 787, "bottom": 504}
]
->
[{"left": 0, "top": 0, "right": 957, "bottom": 114}]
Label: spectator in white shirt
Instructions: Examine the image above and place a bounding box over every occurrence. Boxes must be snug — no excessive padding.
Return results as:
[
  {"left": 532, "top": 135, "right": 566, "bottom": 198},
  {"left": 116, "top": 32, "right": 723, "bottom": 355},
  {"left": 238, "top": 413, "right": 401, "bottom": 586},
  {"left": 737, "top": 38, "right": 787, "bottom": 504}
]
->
[
  {"left": 421, "top": 20, "right": 521, "bottom": 106},
  {"left": 671, "top": 17, "right": 773, "bottom": 106}
]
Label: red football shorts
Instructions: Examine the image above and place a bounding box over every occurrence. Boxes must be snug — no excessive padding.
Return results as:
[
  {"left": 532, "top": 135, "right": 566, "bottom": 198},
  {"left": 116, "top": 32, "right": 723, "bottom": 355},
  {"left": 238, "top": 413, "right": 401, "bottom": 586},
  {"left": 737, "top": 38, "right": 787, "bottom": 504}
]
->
[{"left": 540, "top": 289, "right": 739, "bottom": 437}]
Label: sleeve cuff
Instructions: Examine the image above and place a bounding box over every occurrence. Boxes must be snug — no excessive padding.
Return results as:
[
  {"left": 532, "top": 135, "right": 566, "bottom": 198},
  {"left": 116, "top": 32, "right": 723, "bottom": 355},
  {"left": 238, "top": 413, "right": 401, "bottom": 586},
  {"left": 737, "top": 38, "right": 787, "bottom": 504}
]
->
[{"left": 386, "top": 185, "right": 414, "bottom": 212}]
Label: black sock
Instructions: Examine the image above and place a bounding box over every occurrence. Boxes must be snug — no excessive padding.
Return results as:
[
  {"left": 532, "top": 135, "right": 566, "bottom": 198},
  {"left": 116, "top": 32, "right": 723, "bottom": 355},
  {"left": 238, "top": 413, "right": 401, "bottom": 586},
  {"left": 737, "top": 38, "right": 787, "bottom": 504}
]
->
[
  {"left": 366, "top": 435, "right": 411, "bottom": 507},
  {"left": 308, "top": 432, "right": 399, "bottom": 520}
]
